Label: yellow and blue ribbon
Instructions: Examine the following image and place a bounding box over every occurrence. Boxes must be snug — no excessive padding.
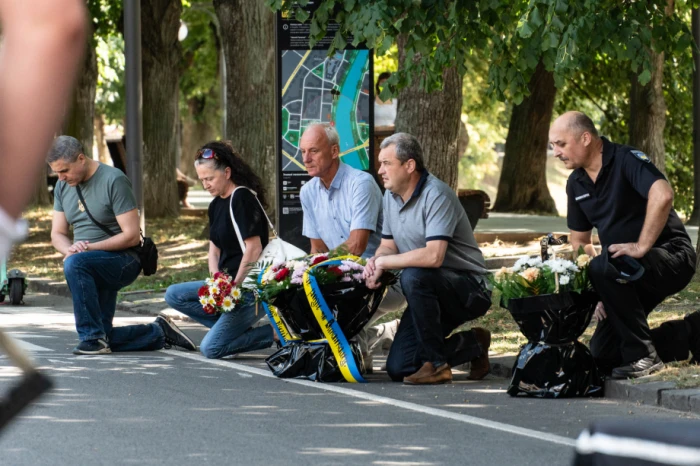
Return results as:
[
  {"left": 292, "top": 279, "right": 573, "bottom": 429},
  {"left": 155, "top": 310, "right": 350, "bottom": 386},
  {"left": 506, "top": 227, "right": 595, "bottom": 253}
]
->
[{"left": 302, "top": 255, "right": 366, "bottom": 383}]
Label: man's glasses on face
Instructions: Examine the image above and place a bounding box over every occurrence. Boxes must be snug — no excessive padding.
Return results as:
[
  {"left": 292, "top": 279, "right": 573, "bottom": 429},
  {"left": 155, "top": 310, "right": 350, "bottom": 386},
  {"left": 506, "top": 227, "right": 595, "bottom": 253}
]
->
[{"left": 196, "top": 148, "right": 218, "bottom": 160}]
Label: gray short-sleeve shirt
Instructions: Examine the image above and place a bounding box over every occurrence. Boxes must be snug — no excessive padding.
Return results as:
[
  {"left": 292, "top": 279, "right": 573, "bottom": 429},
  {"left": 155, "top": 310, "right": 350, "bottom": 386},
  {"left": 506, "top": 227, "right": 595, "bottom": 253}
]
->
[
  {"left": 382, "top": 171, "right": 486, "bottom": 274},
  {"left": 54, "top": 163, "right": 138, "bottom": 244}
]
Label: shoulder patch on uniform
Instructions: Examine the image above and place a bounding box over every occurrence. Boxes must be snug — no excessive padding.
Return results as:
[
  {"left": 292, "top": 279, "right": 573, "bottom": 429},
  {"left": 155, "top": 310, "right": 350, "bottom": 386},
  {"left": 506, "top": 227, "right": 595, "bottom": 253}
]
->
[{"left": 630, "top": 150, "right": 650, "bottom": 163}]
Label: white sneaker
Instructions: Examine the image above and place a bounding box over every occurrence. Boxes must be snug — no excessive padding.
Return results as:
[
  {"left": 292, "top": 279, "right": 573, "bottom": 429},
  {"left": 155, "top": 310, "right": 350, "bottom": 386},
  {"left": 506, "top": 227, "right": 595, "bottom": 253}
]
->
[{"left": 370, "top": 318, "right": 400, "bottom": 353}]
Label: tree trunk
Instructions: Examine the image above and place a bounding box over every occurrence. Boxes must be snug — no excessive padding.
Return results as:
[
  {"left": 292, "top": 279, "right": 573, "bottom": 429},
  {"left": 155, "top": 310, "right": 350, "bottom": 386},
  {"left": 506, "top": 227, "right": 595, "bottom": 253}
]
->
[
  {"left": 141, "top": 0, "right": 181, "bottom": 217},
  {"left": 63, "top": 33, "right": 97, "bottom": 158},
  {"left": 214, "top": 0, "right": 276, "bottom": 215},
  {"left": 493, "top": 61, "right": 557, "bottom": 214},
  {"left": 181, "top": 97, "right": 218, "bottom": 179},
  {"left": 628, "top": 52, "right": 667, "bottom": 174},
  {"left": 30, "top": 164, "right": 52, "bottom": 208},
  {"left": 628, "top": 0, "right": 673, "bottom": 175},
  {"left": 94, "top": 114, "right": 110, "bottom": 164},
  {"left": 395, "top": 37, "right": 463, "bottom": 189}
]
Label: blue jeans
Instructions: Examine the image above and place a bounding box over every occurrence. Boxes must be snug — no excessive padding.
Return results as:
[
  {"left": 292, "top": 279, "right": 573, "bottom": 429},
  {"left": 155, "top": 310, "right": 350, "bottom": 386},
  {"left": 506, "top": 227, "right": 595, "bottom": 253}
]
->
[
  {"left": 385, "top": 267, "right": 490, "bottom": 381},
  {"left": 164, "top": 281, "right": 274, "bottom": 359},
  {"left": 64, "top": 251, "right": 164, "bottom": 351}
]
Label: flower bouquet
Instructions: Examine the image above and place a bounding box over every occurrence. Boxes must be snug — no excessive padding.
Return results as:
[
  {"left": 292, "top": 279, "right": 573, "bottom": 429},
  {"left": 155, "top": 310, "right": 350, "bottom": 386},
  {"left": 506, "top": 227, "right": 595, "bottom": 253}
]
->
[
  {"left": 251, "top": 253, "right": 388, "bottom": 342},
  {"left": 197, "top": 271, "right": 245, "bottom": 315},
  {"left": 493, "top": 240, "right": 603, "bottom": 398},
  {"left": 249, "top": 252, "right": 392, "bottom": 383}
]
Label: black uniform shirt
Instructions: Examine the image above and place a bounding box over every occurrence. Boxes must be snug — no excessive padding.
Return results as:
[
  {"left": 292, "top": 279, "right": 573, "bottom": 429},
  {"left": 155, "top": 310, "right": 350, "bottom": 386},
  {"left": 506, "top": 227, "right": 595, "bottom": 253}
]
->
[
  {"left": 566, "top": 137, "right": 689, "bottom": 247},
  {"left": 208, "top": 188, "right": 269, "bottom": 274}
]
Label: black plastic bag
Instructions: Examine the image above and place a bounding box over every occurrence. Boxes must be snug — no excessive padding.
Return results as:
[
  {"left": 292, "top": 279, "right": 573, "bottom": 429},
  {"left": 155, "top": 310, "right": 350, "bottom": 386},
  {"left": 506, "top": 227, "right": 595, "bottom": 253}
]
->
[
  {"left": 508, "top": 341, "right": 603, "bottom": 398},
  {"left": 505, "top": 290, "right": 604, "bottom": 398},
  {"left": 269, "top": 281, "right": 386, "bottom": 341},
  {"left": 265, "top": 340, "right": 366, "bottom": 382}
]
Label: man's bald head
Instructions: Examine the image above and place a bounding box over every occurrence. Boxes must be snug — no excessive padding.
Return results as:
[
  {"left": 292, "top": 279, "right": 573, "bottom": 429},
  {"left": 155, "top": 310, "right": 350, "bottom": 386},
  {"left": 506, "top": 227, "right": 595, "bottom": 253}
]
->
[
  {"left": 549, "top": 111, "right": 602, "bottom": 171},
  {"left": 553, "top": 111, "right": 599, "bottom": 139}
]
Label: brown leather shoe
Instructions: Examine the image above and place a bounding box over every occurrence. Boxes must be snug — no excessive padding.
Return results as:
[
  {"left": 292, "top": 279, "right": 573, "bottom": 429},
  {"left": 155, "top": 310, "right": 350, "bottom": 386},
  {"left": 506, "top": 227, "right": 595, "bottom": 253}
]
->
[
  {"left": 403, "top": 362, "right": 452, "bottom": 385},
  {"left": 468, "top": 327, "right": 491, "bottom": 380}
]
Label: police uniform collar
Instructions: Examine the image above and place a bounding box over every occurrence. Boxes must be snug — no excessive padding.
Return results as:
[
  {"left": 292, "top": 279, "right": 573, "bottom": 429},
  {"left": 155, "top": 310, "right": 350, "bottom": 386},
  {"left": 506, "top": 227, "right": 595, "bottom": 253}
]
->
[
  {"left": 572, "top": 137, "right": 612, "bottom": 181},
  {"left": 601, "top": 136, "right": 615, "bottom": 168}
]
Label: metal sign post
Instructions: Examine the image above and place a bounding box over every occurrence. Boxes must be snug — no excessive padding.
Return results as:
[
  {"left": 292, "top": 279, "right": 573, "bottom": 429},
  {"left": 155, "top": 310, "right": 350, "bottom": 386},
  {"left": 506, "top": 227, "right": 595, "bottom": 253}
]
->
[{"left": 125, "top": 0, "right": 145, "bottom": 233}]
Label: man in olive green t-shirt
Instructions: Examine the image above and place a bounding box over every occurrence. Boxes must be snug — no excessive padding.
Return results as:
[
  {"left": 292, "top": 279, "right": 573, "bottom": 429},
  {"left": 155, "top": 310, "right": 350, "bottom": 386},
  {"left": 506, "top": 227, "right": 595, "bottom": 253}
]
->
[{"left": 49, "top": 135, "right": 195, "bottom": 355}]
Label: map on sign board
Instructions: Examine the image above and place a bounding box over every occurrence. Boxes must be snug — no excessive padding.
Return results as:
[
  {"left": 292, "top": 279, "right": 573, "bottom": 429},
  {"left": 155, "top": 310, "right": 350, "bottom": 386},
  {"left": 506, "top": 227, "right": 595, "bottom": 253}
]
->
[{"left": 280, "top": 49, "right": 371, "bottom": 172}]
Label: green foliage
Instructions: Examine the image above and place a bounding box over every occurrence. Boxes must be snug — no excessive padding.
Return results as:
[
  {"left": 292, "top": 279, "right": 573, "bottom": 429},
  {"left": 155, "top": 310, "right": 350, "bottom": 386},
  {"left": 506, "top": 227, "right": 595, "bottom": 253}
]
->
[
  {"left": 179, "top": 1, "right": 222, "bottom": 128},
  {"left": 96, "top": 33, "right": 125, "bottom": 122},
  {"left": 554, "top": 4, "right": 698, "bottom": 217},
  {"left": 92, "top": 0, "right": 126, "bottom": 123},
  {"left": 267, "top": 0, "right": 696, "bottom": 107},
  {"left": 459, "top": 52, "right": 509, "bottom": 190}
]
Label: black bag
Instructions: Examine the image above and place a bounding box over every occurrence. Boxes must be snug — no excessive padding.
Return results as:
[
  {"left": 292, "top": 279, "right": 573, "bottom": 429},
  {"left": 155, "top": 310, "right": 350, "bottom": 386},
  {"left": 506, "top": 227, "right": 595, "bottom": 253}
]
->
[
  {"left": 266, "top": 340, "right": 366, "bottom": 382},
  {"left": 504, "top": 290, "right": 604, "bottom": 398},
  {"left": 75, "top": 186, "right": 158, "bottom": 276}
]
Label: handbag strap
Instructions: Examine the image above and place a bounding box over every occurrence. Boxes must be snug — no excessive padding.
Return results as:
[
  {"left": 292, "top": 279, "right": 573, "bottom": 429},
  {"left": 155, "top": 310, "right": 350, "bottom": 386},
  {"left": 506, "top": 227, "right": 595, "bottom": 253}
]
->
[
  {"left": 75, "top": 185, "right": 116, "bottom": 237},
  {"left": 228, "top": 186, "right": 278, "bottom": 254}
]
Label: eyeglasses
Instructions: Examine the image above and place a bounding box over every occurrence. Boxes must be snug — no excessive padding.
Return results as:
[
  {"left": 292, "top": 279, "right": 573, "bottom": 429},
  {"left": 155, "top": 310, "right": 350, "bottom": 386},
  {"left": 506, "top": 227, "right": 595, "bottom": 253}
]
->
[{"left": 196, "top": 148, "right": 218, "bottom": 160}]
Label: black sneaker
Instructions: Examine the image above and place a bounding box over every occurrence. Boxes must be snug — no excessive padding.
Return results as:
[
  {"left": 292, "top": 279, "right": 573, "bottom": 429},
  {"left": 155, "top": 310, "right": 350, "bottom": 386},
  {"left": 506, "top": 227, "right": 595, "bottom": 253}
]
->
[
  {"left": 155, "top": 314, "right": 197, "bottom": 351},
  {"left": 73, "top": 338, "right": 111, "bottom": 355},
  {"left": 611, "top": 353, "right": 664, "bottom": 379}
]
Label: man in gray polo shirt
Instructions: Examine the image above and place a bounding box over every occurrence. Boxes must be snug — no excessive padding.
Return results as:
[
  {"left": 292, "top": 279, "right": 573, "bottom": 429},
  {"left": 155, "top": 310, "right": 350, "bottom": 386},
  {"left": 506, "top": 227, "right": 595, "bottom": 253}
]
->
[
  {"left": 364, "top": 132, "right": 492, "bottom": 384},
  {"left": 299, "top": 123, "right": 404, "bottom": 369}
]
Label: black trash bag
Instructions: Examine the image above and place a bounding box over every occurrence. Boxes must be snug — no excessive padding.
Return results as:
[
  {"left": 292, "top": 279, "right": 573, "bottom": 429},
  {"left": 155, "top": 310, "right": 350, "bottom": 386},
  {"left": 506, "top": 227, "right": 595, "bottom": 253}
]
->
[
  {"left": 269, "top": 280, "right": 388, "bottom": 341},
  {"left": 265, "top": 340, "right": 366, "bottom": 382},
  {"left": 504, "top": 290, "right": 604, "bottom": 398},
  {"left": 507, "top": 341, "right": 603, "bottom": 398}
]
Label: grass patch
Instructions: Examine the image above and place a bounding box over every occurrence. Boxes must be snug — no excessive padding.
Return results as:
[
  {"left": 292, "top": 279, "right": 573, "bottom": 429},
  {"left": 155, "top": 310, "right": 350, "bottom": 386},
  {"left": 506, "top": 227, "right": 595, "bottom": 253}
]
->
[
  {"left": 9, "top": 206, "right": 210, "bottom": 293},
  {"left": 635, "top": 361, "right": 700, "bottom": 389}
]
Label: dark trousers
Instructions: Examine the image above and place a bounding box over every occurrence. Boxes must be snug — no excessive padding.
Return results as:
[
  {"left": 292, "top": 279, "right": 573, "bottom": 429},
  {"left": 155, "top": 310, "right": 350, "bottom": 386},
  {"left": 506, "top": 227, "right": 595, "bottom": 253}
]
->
[
  {"left": 589, "top": 238, "right": 696, "bottom": 373},
  {"left": 385, "top": 267, "right": 490, "bottom": 381}
]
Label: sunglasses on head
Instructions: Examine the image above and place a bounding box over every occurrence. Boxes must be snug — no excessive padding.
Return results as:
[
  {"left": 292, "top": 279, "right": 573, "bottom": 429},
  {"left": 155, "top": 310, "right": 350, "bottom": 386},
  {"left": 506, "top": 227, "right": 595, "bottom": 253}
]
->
[{"left": 196, "top": 148, "right": 218, "bottom": 160}]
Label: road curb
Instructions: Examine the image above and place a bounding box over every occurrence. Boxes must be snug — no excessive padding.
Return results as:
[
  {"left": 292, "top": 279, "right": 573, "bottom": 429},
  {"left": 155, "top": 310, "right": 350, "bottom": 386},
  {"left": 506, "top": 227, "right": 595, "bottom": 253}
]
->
[{"left": 604, "top": 378, "right": 700, "bottom": 415}]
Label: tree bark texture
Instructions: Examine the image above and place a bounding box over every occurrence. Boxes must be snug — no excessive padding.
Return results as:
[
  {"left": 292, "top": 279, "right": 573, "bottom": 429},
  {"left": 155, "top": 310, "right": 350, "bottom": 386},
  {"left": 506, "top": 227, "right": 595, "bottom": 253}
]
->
[
  {"left": 141, "top": 0, "right": 181, "bottom": 217},
  {"left": 395, "top": 37, "right": 463, "bottom": 189},
  {"left": 214, "top": 0, "right": 276, "bottom": 216},
  {"left": 629, "top": 51, "right": 667, "bottom": 174},
  {"left": 181, "top": 97, "right": 218, "bottom": 179},
  {"left": 63, "top": 35, "right": 97, "bottom": 158},
  {"left": 94, "top": 114, "right": 110, "bottom": 164},
  {"left": 30, "top": 164, "right": 52, "bottom": 207},
  {"left": 493, "top": 61, "right": 557, "bottom": 214},
  {"left": 628, "top": 0, "right": 673, "bottom": 175}
]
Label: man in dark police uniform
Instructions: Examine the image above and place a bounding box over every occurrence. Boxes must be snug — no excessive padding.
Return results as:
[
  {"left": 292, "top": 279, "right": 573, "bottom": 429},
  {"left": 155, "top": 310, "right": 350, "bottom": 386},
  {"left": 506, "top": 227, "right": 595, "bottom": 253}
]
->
[{"left": 551, "top": 111, "right": 700, "bottom": 379}]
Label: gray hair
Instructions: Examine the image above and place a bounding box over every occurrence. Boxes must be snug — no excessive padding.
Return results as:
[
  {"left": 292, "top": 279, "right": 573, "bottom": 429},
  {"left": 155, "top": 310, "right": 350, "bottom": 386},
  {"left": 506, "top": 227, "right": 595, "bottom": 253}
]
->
[
  {"left": 566, "top": 111, "right": 599, "bottom": 138},
  {"left": 47, "top": 135, "right": 84, "bottom": 163},
  {"left": 380, "top": 132, "right": 425, "bottom": 172},
  {"left": 306, "top": 122, "right": 340, "bottom": 146}
]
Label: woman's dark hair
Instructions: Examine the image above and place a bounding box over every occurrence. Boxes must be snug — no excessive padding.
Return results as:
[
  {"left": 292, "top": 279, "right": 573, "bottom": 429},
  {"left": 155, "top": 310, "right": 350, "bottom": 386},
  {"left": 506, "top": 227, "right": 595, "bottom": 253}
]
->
[
  {"left": 376, "top": 71, "right": 391, "bottom": 95},
  {"left": 195, "top": 140, "right": 268, "bottom": 209}
]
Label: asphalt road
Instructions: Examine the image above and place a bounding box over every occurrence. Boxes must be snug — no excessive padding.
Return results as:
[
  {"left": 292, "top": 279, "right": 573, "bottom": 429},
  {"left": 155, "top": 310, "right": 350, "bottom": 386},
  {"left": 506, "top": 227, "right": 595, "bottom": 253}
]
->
[{"left": 0, "top": 293, "right": 697, "bottom": 465}]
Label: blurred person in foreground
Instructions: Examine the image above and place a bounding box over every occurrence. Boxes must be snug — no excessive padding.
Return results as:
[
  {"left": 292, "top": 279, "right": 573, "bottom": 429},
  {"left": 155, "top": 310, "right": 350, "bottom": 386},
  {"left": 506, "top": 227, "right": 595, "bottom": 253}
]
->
[{"left": 0, "top": 1, "right": 87, "bottom": 263}]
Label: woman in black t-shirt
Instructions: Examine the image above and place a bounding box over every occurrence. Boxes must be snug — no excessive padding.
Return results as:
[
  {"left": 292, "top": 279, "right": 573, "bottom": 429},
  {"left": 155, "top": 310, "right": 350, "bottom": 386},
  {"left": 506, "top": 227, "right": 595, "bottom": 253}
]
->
[{"left": 164, "top": 141, "right": 275, "bottom": 358}]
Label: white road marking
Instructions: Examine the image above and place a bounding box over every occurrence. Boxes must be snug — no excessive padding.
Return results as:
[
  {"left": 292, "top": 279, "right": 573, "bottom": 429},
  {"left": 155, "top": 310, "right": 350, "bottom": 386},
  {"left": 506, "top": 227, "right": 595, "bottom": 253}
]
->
[
  {"left": 11, "top": 338, "right": 54, "bottom": 353},
  {"left": 164, "top": 350, "right": 575, "bottom": 448}
]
